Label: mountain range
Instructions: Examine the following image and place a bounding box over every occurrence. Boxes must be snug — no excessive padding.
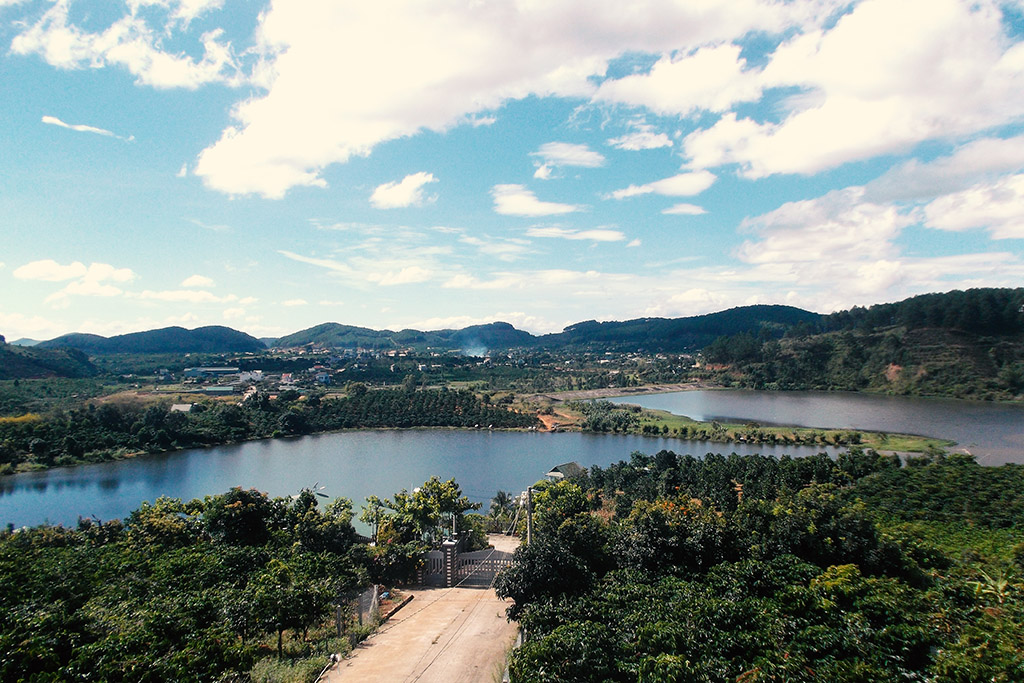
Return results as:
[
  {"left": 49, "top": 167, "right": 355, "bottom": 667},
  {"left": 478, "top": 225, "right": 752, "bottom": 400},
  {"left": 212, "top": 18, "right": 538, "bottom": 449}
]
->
[{"left": 11, "top": 290, "right": 1022, "bottom": 360}]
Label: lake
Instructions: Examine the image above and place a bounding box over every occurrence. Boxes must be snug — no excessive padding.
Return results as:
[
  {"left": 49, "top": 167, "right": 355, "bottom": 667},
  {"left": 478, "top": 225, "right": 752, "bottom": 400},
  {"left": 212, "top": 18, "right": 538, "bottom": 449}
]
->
[
  {"left": 2, "top": 389, "right": 1021, "bottom": 529},
  {"left": 0, "top": 429, "right": 839, "bottom": 529},
  {"left": 613, "top": 389, "right": 1024, "bottom": 465}
]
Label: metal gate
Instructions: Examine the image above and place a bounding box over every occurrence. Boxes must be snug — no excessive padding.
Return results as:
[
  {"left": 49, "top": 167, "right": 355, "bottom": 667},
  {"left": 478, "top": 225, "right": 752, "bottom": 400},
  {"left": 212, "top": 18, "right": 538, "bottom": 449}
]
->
[{"left": 453, "top": 548, "right": 515, "bottom": 588}]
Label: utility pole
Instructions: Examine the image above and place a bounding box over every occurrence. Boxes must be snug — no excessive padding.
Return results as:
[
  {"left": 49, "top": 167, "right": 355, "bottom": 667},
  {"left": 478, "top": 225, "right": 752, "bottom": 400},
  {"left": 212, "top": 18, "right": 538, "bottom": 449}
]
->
[{"left": 526, "top": 486, "right": 533, "bottom": 545}]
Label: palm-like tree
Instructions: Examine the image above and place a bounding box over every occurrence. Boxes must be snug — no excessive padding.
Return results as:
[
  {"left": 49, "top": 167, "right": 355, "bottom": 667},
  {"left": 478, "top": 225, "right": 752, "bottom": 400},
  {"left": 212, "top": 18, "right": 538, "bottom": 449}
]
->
[{"left": 490, "top": 490, "right": 515, "bottom": 516}]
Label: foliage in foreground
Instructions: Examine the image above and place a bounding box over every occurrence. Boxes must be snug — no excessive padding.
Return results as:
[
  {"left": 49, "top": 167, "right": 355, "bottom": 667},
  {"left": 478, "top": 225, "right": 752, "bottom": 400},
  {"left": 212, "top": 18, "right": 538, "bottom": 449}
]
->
[
  {"left": 0, "top": 488, "right": 363, "bottom": 682},
  {"left": 497, "top": 450, "right": 1024, "bottom": 681}
]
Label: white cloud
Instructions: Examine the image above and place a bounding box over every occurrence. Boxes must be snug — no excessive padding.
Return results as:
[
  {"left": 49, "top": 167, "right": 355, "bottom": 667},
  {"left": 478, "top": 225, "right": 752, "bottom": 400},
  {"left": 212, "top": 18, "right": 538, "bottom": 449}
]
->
[
  {"left": 187, "top": 218, "right": 232, "bottom": 232},
  {"left": 371, "top": 266, "right": 434, "bottom": 286},
  {"left": 531, "top": 142, "right": 605, "bottom": 168},
  {"left": 370, "top": 172, "right": 438, "bottom": 209},
  {"left": 607, "top": 130, "right": 673, "bottom": 151},
  {"left": 865, "top": 134, "right": 1024, "bottom": 202},
  {"left": 533, "top": 164, "right": 553, "bottom": 180},
  {"left": 608, "top": 171, "right": 716, "bottom": 199},
  {"left": 627, "top": 239, "right": 642, "bottom": 247},
  {"left": 682, "top": 0, "right": 1024, "bottom": 176},
  {"left": 222, "top": 307, "right": 246, "bottom": 320},
  {"left": 132, "top": 289, "right": 235, "bottom": 303},
  {"left": 41, "top": 115, "right": 132, "bottom": 142},
  {"left": 15, "top": 260, "right": 136, "bottom": 306},
  {"left": 737, "top": 187, "right": 914, "bottom": 265},
  {"left": 26, "top": 261, "right": 136, "bottom": 305},
  {"left": 279, "top": 249, "right": 439, "bottom": 287},
  {"left": 526, "top": 226, "right": 625, "bottom": 242},
  {"left": 14, "top": 259, "right": 88, "bottom": 281},
  {"left": 643, "top": 288, "right": 732, "bottom": 317},
  {"left": 11, "top": 1, "right": 242, "bottom": 89},
  {"left": 662, "top": 203, "right": 707, "bottom": 215},
  {"left": 924, "top": 174, "right": 1024, "bottom": 239},
  {"left": 460, "top": 236, "right": 531, "bottom": 262},
  {"left": 282, "top": 298, "right": 308, "bottom": 306},
  {"left": 176, "top": 163, "right": 188, "bottom": 178},
  {"left": 0, "top": 312, "right": 64, "bottom": 340},
  {"left": 181, "top": 274, "right": 215, "bottom": 287},
  {"left": 191, "top": 0, "right": 817, "bottom": 196},
  {"left": 491, "top": 184, "right": 581, "bottom": 216},
  {"left": 595, "top": 43, "right": 762, "bottom": 115}
]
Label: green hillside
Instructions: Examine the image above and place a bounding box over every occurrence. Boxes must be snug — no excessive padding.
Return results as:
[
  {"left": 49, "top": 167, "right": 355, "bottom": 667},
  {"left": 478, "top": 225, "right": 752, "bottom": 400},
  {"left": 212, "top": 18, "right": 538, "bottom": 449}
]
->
[
  {"left": 702, "top": 288, "right": 1024, "bottom": 399},
  {"left": 276, "top": 307, "right": 821, "bottom": 353},
  {"left": 0, "top": 335, "right": 97, "bottom": 379},
  {"left": 36, "top": 325, "right": 265, "bottom": 355},
  {"left": 537, "top": 304, "right": 821, "bottom": 351}
]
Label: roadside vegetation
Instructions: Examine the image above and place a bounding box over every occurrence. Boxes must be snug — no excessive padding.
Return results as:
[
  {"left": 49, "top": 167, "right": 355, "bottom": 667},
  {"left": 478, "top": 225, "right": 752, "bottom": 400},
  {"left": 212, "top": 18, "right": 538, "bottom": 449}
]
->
[{"left": 0, "top": 476, "right": 484, "bottom": 682}]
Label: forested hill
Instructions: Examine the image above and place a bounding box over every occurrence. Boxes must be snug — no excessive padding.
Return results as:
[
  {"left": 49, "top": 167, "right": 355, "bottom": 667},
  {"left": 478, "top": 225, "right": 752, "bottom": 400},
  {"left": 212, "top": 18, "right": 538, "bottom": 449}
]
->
[
  {"left": 535, "top": 304, "right": 820, "bottom": 352},
  {"left": 276, "top": 306, "right": 820, "bottom": 352},
  {"left": 36, "top": 325, "right": 265, "bottom": 355},
  {"left": 702, "top": 288, "right": 1024, "bottom": 399},
  {"left": 0, "top": 335, "right": 97, "bottom": 379},
  {"left": 273, "top": 321, "right": 534, "bottom": 351}
]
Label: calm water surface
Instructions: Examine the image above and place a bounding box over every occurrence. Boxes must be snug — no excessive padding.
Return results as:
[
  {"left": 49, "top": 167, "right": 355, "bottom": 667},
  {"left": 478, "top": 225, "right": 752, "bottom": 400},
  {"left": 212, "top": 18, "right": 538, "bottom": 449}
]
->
[
  {"left": 0, "top": 429, "right": 838, "bottom": 529},
  {"left": 616, "top": 390, "right": 1024, "bottom": 465}
]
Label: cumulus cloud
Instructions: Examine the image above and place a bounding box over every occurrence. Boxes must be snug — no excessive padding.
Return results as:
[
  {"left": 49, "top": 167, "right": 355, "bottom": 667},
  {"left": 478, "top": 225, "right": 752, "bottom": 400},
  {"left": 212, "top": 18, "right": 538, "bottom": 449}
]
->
[
  {"left": 14, "top": 259, "right": 88, "bottom": 281},
  {"left": 370, "top": 172, "right": 438, "bottom": 209},
  {"left": 923, "top": 174, "right": 1024, "bottom": 239},
  {"left": 491, "top": 184, "right": 582, "bottom": 216},
  {"left": 526, "top": 226, "right": 626, "bottom": 242},
  {"left": 662, "top": 203, "right": 707, "bottom": 215},
  {"left": 191, "top": 0, "right": 818, "bottom": 196},
  {"left": 15, "top": 260, "right": 135, "bottom": 289},
  {"left": 737, "top": 187, "right": 914, "bottom": 265},
  {"left": 181, "top": 274, "right": 215, "bottom": 287},
  {"left": 682, "top": 0, "right": 1024, "bottom": 177},
  {"left": 608, "top": 171, "right": 716, "bottom": 199},
  {"left": 16, "top": 260, "right": 137, "bottom": 305},
  {"left": 595, "top": 43, "right": 762, "bottom": 115},
  {"left": 865, "top": 134, "right": 1024, "bottom": 202}
]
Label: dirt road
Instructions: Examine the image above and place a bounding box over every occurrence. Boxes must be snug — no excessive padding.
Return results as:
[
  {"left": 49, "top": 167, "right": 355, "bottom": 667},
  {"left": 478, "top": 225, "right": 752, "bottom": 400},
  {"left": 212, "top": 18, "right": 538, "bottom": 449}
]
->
[{"left": 323, "top": 535, "right": 520, "bottom": 683}]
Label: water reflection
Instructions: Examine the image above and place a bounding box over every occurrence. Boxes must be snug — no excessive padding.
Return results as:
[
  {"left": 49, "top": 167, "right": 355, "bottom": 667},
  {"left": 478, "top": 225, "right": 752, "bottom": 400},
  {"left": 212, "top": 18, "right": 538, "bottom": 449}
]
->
[
  {"left": 0, "top": 430, "right": 841, "bottom": 529},
  {"left": 2, "top": 390, "right": 1020, "bottom": 529}
]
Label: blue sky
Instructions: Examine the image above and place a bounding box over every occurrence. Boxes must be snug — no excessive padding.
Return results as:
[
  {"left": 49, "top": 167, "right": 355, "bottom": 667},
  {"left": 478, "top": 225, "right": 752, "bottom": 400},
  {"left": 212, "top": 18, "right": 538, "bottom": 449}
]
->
[{"left": 2, "top": 0, "right": 1023, "bottom": 341}]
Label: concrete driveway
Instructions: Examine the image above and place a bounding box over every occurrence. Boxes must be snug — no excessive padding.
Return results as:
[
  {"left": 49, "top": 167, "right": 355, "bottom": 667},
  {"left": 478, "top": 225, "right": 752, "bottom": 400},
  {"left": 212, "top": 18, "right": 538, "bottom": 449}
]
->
[{"left": 323, "top": 535, "right": 520, "bottom": 683}]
